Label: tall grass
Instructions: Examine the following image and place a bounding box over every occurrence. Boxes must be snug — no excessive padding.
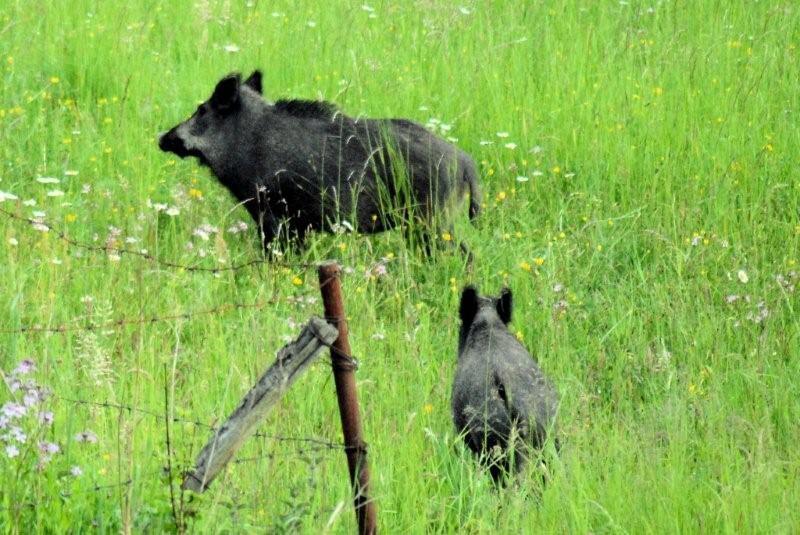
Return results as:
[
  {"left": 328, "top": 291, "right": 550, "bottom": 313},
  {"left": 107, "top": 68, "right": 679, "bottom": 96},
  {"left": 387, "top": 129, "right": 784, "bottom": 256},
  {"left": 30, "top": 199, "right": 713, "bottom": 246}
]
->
[{"left": 1, "top": 1, "right": 798, "bottom": 532}]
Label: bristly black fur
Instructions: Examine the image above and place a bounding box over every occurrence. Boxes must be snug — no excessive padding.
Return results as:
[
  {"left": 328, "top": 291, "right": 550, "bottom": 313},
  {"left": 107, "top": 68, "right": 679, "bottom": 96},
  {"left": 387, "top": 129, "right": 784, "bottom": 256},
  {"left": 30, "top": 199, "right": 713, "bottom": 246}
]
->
[
  {"left": 274, "top": 99, "right": 339, "bottom": 120},
  {"left": 158, "top": 70, "right": 481, "bottom": 254},
  {"left": 452, "top": 286, "right": 559, "bottom": 484}
]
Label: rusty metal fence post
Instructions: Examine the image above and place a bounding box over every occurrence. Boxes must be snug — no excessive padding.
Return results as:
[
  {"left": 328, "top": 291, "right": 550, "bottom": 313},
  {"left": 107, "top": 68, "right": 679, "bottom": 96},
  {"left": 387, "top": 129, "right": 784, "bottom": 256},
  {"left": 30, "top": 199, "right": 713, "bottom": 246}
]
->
[{"left": 318, "top": 261, "right": 377, "bottom": 535}]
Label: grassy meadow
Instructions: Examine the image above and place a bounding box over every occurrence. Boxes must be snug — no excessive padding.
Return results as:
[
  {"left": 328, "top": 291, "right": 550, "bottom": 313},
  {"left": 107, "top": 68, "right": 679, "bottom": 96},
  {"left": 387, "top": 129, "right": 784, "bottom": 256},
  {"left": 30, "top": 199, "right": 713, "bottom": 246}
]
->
[{"left": 1, "top": 0, "right": 799, "bottom": 532}]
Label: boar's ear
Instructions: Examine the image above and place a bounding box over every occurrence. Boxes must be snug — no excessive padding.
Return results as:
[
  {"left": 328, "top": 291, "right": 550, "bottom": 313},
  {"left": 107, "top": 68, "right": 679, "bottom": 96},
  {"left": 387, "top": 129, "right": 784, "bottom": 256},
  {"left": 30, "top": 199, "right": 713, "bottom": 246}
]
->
[
  {"left": 211, "top": 73, "right": 241, "bottom": 111},
  {"left": 497, "top": 288, "right": 513, "bottom": 324},
  {"left": 244, "top": 70, "right": 263, "bottom": 94},
  {"left": 460, "top": 286, "right": 479, "bottom": 326}
]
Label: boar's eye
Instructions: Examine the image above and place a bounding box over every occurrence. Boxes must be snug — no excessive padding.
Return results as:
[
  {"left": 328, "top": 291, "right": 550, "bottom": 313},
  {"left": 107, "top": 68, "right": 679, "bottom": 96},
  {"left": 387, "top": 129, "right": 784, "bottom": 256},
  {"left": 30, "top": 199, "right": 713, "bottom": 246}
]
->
[{"left": 196, "top": 105, "right": 207, "bottom": 117}]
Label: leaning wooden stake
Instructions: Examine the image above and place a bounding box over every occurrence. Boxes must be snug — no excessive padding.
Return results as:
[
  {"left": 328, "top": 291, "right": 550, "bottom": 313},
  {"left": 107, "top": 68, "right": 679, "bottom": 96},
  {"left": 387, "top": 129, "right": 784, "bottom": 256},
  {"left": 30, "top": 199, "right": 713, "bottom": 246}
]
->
[
  {"left": 318, "top": 261, "right": 377, "bottom": 535},
  {"left": 182, "top": 317, "right": 338, "bottom": 492}
]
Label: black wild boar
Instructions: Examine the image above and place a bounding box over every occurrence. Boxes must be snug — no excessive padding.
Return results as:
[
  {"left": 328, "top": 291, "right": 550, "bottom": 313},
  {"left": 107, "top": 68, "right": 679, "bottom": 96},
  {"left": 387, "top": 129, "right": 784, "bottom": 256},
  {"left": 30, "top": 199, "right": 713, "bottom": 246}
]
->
[
  {"left": 158, "top": 70, "right": 480, "bottom": 253},
  {"left": 452, "top": 286, "right": 559, "bottom": 482}
]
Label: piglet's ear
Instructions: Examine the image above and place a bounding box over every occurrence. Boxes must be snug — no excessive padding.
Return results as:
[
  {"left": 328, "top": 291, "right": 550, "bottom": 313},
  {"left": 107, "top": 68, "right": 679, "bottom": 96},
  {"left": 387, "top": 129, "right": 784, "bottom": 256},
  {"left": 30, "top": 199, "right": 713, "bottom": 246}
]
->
[
  {"left": 211, "top": 73, "right": 241, "bottom": 111},
  {"left": 460, "top": 286, "right": 479, "bottom": 326},
  {"left": 244, "top": 70, "right": 263, "bottom": 94},
  {"left": 497, "top": 288, "right": 513, "bottom": 324}
]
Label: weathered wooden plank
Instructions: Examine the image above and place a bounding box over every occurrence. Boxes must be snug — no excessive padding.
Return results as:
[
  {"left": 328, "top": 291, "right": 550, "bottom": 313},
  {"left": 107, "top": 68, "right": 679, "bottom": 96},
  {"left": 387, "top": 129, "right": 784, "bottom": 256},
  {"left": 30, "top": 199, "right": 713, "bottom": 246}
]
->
[{"left": 182, "top": 317, "right": 338, "bottom": 492}]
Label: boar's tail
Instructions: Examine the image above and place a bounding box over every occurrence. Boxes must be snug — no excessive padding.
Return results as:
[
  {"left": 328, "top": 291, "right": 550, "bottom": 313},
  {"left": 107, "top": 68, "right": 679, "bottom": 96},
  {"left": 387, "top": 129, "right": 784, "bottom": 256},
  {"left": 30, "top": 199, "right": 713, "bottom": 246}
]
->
[{"left": 464, "top": 160, "right": 481, "bottom": 221}]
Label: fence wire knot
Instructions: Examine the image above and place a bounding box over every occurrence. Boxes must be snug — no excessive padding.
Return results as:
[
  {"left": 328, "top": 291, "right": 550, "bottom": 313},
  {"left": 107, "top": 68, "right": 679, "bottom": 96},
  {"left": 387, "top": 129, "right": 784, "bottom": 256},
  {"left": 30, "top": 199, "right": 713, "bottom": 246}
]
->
[
  {"left": 331, "top": 353, "right": 359, "bottom": 372},
  {"left": 308, "top": 320, "right": 360, "bottom": 371},
  {"left": 343, "top": 441, "right": 369, "bottom": 455}
]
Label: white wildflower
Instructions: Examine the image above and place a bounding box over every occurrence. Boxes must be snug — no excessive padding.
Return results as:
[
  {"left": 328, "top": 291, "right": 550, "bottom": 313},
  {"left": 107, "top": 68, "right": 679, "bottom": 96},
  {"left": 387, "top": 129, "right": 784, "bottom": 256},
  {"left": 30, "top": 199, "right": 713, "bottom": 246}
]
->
[{"left": 0, "top": 191, "right": 18, "bottom": 202}]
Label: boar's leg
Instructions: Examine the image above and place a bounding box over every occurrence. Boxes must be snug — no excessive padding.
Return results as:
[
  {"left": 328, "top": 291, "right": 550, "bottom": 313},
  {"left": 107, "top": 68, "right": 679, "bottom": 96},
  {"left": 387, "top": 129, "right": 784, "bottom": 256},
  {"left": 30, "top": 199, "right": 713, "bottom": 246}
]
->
[
  {"left": 241, "top": 199, "right": 280, "bottom": 254},
  {"left": 410, "top": 221, "right": 473, "bottom": 265}
]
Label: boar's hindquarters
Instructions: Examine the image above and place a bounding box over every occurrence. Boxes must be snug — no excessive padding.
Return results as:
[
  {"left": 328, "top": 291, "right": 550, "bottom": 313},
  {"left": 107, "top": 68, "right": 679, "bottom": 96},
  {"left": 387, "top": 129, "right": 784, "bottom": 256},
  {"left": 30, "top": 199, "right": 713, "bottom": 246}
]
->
[
  {"left": 454, "top": 395, "right": 528, "bottom": 482},
  {"left": 384, "top": 119, "right": 481, "bottom": 226},
  {"left": 461, "top": 156, "right": 481, "bottom": 221}
]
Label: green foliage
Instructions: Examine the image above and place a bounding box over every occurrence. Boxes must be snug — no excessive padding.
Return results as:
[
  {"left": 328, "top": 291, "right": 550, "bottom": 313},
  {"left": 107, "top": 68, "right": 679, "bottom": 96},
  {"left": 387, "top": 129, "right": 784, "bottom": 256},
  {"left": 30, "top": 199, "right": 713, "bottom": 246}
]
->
[{"left": 1, "top": 1, "right": 799, "bottom": 532}]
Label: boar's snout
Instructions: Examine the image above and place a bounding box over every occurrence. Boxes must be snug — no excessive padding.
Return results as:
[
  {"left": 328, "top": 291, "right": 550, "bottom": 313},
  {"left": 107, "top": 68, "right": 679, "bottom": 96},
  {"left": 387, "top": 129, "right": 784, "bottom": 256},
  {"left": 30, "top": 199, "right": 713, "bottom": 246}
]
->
[{"left": 158, "top": 128, "right": 189, "bottom": 158}]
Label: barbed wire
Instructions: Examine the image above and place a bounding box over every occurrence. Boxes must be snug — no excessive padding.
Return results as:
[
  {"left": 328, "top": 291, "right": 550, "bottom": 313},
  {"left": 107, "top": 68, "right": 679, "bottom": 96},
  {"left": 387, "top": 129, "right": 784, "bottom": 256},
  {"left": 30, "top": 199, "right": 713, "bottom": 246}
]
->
[
  {"left": 54, "top": 395, "right": 346, "bottom": 450},
  {"left": 0, "top": 306, "right": 353, "bottom": 346},
  {"left": 0, "top": 298, "right": 283, "bottom": 335},
  {"left": 0, "top": 438, "right": 337, "bottom": 513},
  {"left": 1, "top": 205, "right": 353, "bottom": 337},
  {"left": 0, "top": 206, "right": 319, "bottom": 274}
]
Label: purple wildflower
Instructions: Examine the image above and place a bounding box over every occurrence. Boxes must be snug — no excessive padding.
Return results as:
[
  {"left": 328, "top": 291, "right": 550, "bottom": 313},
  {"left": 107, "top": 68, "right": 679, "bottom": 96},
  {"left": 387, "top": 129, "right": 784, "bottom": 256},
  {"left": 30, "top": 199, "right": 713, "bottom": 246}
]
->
[
  {"left": 747, "top": 302, "right": 770, "bottom": 324},
  {"left": 7, "top": 378, "right": 21, "bottom": 392},
  {"left": 365, "top": 261, "right": 388, "bottom": 279},
  {"left": 23, "top": 390, "right": 40, "bottom": 407},
  {"left": 2, "top": 402, "right": 26, "bottom": 419},
  {"left": 74, "top": 430, "right": 98, "bottom": 444},
  {"left": 553, "top": 299, "right": 569, "bottom": 314},
  {"left": 13, "top": 359, "right": 36, "bottom": 375},
  {"left": 5, "top": 445, "right": 19, "bottom": 458},
  {"left": 70, "top": 466, "right": 83, "bottom": 477},
  {"left": 38, "top": 410, "right": 54, "bottom": 426},
  {"left": 39, "top": 441, "right": 60, "bottom": 455},
  {"left": 9, "top": 426, "right": 27, "bottom": 443}
]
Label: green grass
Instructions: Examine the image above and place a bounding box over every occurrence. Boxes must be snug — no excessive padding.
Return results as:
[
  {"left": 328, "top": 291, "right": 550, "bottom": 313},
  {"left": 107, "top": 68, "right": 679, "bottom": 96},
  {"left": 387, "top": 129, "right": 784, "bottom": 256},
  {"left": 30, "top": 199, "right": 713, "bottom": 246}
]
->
[{"left": 1, "top": 0, "right": 799, "bottom": 532}]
